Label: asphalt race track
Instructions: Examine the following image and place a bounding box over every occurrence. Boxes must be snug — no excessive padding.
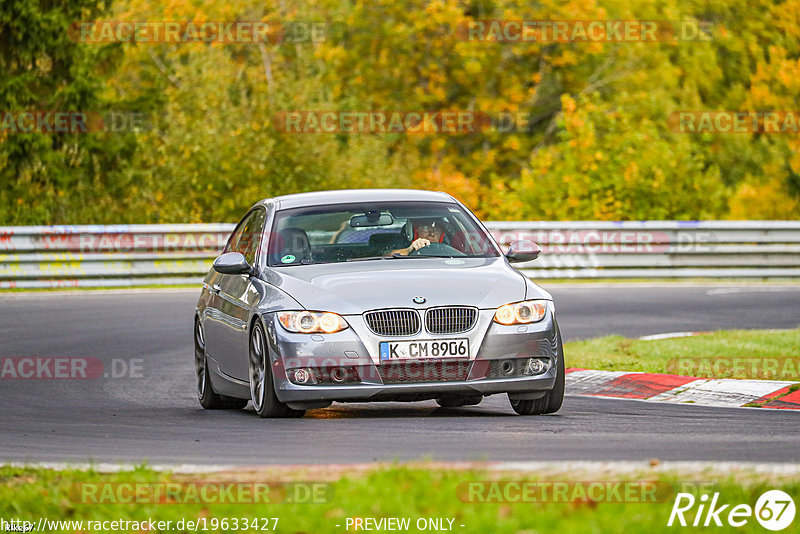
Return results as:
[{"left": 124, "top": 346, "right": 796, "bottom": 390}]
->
[{"left": 1, "top": 285, "right": 799, "bottom": 465}]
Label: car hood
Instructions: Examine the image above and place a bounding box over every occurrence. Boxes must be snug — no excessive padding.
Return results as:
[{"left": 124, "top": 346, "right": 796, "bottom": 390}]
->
[{"left": 265, "top": 257, "right": 549, "bottom": 315}]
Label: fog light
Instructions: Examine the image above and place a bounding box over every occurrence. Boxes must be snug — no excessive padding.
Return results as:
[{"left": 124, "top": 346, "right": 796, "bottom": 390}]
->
[
  {"left": 525, "top": 358, "right": 547, "bottom": 375},
  {"left": 330, "top": 367, "right": 348, "bottom": 383},
  {"left": 293, "top": 368, "right": 312, "bottom": 384}
]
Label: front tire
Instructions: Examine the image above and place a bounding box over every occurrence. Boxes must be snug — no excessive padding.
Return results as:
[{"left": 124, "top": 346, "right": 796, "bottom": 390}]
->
[
  {"left": 195, "top": 318, "right": 247, "bottom": 410},
  {"left": 509, "top": 333, "right": 565, "bottom": 415},
  {"left": 249, "top": 320, "right": 305, "bottom": 418}
]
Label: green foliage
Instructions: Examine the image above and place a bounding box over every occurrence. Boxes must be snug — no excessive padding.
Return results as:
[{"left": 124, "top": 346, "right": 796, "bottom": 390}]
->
[
  {"left": 0, "top": 0, "right": 144, "bottom": 224},
  {"left": 1, "top": 0, "right": 799, "bottom": 223}
]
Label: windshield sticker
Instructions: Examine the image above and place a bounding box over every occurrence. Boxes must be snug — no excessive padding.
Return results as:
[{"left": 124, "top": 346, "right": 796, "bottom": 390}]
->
[{"left": 281, "top": 254, "right": 296, "bottom": 264}]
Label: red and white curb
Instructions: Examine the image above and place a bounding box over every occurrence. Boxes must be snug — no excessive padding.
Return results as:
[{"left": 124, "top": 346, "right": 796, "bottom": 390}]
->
[{"left": 565, "top": 369, "right": 800, "bottom": 410}]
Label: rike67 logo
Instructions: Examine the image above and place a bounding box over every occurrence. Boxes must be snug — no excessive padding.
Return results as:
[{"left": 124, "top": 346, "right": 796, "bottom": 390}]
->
[{"left": 668, "top": 490, "right": 796, "bottom": 531}]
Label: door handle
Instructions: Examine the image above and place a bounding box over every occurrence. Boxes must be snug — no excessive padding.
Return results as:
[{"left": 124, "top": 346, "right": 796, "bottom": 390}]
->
[{"left": 210, "top": 284, "right": 221, "bottom": 294}]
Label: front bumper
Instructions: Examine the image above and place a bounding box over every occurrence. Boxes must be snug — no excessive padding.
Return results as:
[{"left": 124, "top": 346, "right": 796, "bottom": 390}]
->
[{"left": 263, "top": 308, "right": 560, "bottom": 405}]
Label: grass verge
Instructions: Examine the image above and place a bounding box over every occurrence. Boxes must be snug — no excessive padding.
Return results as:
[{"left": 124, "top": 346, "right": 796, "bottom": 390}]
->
[
  {"left": 1, "top": 465, "right": 797, "bottom": 533},
  {"left": 564, "top": 328, "right": 800, "bottom": 380}
]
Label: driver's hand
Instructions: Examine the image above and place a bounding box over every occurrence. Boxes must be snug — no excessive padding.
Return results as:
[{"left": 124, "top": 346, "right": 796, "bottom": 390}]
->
[{"left": 409, "top": 238, "right": 430, "bottom": 251}]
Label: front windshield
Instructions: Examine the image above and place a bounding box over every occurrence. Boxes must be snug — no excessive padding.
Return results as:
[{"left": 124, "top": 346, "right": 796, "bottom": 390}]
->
[{"left": 267, "top": 201, "right": 499, "bottom": 266}]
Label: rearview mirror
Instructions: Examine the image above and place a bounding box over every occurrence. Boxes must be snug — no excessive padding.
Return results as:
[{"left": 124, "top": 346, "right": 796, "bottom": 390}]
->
[
  {"left": 350, "top": 213, "right": 394, "bottom": 227},
  {"left": 505, "top": 240, "right": 540, "bottom": 263},
  {"left": 212, "top": 252, "right": 251, "bottom": 275}
]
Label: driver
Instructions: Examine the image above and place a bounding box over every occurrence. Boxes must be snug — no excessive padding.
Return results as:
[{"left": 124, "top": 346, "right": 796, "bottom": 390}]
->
[{"left": 390, "top": 218, "right": 446, "bottom": 256}]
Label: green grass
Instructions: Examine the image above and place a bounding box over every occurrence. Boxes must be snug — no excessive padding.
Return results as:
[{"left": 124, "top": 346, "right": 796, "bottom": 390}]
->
[
  {"left": 564, "top": 328, "right": 800, "bottom": 380},
  {"left": 1, "top": 465, "right": 797, "bottom": 533}
]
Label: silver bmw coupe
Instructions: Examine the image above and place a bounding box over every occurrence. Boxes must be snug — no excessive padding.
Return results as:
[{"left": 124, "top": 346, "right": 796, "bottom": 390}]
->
[{"left": 194, "top": 189, "right": 564, "bottom": 417}]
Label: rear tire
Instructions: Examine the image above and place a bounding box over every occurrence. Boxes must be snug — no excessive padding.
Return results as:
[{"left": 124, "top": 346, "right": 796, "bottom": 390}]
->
[
  {"left": 249, "top": 320, "right": 305, "bottom": 418},
  {"left": 509, "top": 332, "right": 565, "bottom": 415},
  {"left": 436, "top": 396, "right": 482, "bottom": 408},
  {"left": 195, "top": 318, "right": 247, "bottom": 410}
]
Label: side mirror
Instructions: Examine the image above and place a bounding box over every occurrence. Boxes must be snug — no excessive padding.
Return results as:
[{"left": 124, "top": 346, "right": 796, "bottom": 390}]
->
[
  {"left": 505, "top": 240, "right": 540, "bottom": 263},
  {"left": 212, "top": 252, "right": 251, "bottom": 275}
]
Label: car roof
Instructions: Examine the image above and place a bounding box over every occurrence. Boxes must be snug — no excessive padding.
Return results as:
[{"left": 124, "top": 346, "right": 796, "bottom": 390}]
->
[{"left": 261, "top": 189, "right": 456, "bottom": 210}]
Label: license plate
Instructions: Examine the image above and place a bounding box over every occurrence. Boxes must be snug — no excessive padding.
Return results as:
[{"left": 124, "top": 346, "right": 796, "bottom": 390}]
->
[{"left": 379, "top": 339, "right": 469, "bottom": 360}]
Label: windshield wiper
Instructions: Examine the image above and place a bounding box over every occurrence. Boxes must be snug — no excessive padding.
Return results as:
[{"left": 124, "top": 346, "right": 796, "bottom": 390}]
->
[
  {"left": 391, "top": 253, "right": 459, "bottom": 259},
  {"left": 346, "top": 256, "right": 395, "bottom": 262}
]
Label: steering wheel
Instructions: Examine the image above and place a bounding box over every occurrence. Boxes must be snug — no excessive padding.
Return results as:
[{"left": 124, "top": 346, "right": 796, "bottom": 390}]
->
[{"left": 409, "top": 242, "right": 466, "bottom": 257}]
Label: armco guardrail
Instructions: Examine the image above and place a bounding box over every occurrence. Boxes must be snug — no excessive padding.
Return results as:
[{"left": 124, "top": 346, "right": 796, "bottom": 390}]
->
[
  {"left": 0, "top": 224, "right": 233, "bottom": 289},
  {"left": 0, "top": 221, "right": 798, "bottom": 288},
  {"left": 488, "top": 221, "right": 800, "bottom": 279}
]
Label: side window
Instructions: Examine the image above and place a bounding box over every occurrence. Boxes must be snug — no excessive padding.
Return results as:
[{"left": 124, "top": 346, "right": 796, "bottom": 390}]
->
[
  {"left": 236, "top": 209, "right": 266, "bottom": 266},
  {"left": 224, "top": 215, "right": 250, "bottom": 254}
]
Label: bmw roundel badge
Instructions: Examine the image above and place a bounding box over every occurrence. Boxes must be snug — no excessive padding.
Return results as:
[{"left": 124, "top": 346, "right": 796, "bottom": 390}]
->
[{"left": 413, "top": 296, "right": 426, "bottom": 304}]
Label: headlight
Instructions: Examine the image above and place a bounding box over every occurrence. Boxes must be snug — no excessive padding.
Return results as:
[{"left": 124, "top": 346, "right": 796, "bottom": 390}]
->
[
  {"left": 493, "top": 300, "right": 547, "bottom": 325},
  {"left": 277, "top": 311, "right": 349, "bottom": 333}
]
